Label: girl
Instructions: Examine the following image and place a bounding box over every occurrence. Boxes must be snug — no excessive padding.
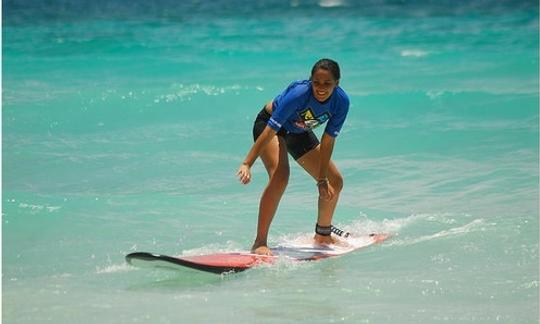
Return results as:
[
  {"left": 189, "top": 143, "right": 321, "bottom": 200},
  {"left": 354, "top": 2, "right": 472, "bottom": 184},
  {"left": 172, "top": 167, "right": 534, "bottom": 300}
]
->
[{"left": 237, "top": 58, "right": 350, "bottom": 255}]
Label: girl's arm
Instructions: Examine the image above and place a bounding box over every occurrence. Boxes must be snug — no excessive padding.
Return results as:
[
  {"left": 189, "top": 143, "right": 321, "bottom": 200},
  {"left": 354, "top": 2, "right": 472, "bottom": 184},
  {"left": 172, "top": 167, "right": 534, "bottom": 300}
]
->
[{"left": 237, "top": 125, "right": 276, "bottom": 184}]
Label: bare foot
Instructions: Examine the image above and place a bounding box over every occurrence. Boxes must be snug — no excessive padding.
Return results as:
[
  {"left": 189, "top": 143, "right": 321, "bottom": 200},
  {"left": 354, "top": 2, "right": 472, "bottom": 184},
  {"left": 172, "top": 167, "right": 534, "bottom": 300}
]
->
[
  {"left": 314, "top": 234, "right": 339, "bottom": 245},
  {"left": 251, "top": 244, "right": 273, "bottom": 256},
  {"left": 314, "top": 234, "right": 350, "bottom": 247}
]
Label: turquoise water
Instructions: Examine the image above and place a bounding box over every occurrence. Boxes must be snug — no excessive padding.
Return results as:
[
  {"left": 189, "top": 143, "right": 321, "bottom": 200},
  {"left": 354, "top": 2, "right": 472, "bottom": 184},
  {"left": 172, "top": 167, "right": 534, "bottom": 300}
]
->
[{"left": 2, "top": 0, "right": 539, "bottom": 323}]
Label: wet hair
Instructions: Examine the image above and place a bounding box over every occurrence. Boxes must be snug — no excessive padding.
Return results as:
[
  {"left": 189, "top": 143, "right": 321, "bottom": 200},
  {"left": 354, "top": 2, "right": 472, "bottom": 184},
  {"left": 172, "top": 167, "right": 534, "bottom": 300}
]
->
[{"left": 311, "top": 58, "right": 341, "bottom": 81}]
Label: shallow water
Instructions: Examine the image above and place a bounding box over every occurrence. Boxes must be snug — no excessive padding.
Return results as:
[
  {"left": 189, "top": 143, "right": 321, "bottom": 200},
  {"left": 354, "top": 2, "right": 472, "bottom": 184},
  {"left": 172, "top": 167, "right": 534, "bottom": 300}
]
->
[{"left": 3, "top": 0, "right": 539, "bottom": 323}]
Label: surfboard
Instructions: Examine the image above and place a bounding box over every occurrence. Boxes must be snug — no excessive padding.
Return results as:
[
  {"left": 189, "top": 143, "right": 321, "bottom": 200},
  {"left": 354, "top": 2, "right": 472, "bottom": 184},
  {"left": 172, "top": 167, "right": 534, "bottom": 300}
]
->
[{"left": 126, "top": 233, "right": 389, "bottom": 274}]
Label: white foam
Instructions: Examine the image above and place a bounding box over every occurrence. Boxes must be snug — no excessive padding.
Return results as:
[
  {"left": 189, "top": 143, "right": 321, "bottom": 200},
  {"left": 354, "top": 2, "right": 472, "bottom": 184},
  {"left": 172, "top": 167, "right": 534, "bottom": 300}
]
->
[
  {"left": 319, "top": 0, "right": 345, "bottom": 8},
  {"left": 96, "top": 263, "right": 134, "bottom": 274},
  {"left": 18, "top": 202, "right": 62, "bottom": 213},
  {"left": 400, "top": 49, "right": 429, "bottom": 57}
]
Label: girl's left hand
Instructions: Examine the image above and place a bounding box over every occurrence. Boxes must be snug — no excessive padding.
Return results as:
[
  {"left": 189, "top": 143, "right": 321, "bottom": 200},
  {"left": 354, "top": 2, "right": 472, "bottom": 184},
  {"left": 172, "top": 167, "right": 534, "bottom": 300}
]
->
[{"left": 236, "top": 164, "right": 252, "bottom": 185}]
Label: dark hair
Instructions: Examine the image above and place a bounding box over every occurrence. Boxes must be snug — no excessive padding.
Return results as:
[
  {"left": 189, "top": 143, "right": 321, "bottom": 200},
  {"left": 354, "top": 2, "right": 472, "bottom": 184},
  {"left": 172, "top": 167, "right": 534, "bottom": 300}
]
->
[{"left": 311, "top": 58, "right": 341, "bottom": 80}]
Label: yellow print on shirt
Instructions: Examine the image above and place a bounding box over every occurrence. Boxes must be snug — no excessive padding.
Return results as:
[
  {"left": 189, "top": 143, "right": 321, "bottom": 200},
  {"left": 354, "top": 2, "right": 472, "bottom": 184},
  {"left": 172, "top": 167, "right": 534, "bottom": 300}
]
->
[{"left": 295, "top": 108, "right": 330, "bottom": 130}]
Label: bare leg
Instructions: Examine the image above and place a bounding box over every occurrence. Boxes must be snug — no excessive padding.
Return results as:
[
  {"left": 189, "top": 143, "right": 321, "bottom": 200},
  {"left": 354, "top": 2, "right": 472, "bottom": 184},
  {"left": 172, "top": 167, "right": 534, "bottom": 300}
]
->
[
  {"left": 251, "top": 135, "right": 290, "bottom": 255},
  {"left": 296, "top": 145, "right": 344, "bottom": 244}
]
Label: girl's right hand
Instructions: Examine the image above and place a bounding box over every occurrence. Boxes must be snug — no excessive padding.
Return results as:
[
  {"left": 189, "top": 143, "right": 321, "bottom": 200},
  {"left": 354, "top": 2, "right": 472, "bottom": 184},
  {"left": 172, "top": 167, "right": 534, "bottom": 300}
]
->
[
  {"left": 317, "top": 180, "right": 335, "bottom": 201},
  {"left": 236, "top": 163, "right": 252, "bottom": 185}
]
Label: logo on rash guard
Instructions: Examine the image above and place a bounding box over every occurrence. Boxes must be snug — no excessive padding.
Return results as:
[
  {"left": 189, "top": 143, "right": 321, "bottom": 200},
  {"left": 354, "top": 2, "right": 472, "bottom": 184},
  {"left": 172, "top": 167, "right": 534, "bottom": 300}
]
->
[{"left": 294, "top": 108, "right": 330, "bottom": 130}]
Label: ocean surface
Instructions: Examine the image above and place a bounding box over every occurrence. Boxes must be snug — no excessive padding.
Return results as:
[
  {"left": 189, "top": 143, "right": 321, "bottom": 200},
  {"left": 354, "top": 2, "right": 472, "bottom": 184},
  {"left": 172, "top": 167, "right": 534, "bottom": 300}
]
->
[{"left": 2, "top": 0, "right": 539, "bottom": 323}]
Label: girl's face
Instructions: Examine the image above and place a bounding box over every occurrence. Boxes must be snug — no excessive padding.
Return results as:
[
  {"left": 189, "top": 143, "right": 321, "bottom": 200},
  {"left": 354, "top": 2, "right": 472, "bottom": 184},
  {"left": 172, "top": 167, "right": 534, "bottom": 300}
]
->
[{"left": 311, "top": 68, "right": 339, "bottom": 102}]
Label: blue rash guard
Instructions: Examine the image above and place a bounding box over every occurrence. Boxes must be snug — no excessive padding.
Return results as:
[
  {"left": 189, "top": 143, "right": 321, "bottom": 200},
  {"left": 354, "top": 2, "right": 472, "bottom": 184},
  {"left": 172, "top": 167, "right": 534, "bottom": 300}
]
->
[{"left": 268, "top": 80, "right": 350, "bottom": 137}]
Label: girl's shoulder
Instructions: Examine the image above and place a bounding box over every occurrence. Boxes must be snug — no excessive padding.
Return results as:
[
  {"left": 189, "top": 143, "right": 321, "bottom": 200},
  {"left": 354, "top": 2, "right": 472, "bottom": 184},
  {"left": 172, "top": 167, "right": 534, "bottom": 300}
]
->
[
  {"left": 278, "top": 80, "right": 311, "bottom": 101},
  {"left": 285, "top": 80, "right": 311, "bottom": 95}
]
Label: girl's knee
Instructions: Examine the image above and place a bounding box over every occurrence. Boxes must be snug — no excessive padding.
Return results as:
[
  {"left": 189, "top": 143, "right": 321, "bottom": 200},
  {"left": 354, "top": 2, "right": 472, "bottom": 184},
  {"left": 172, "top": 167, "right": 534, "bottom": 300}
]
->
[{"left": 331, "top": 173, "right": 343, "bottom": 193}]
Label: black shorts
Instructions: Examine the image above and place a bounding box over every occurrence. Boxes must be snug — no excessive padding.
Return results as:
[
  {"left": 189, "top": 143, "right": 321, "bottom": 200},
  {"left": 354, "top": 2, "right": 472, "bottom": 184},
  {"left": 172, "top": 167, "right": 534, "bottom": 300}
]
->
[{"left": 252, "top": 107, "right": 319, "bottom": 160}]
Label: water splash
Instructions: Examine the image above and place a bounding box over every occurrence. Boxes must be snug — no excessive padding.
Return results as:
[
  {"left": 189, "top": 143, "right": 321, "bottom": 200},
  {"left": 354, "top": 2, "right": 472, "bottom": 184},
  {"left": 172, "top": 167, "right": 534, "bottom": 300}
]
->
[{"left": 388, "top": 218, "right": 486, "bottom": 247}]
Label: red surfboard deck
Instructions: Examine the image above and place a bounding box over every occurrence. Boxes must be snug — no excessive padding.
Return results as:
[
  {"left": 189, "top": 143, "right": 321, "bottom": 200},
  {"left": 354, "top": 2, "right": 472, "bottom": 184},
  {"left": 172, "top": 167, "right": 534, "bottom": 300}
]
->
[{"left": 126, "top": 233, "right": 389, "bottom": 274}]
